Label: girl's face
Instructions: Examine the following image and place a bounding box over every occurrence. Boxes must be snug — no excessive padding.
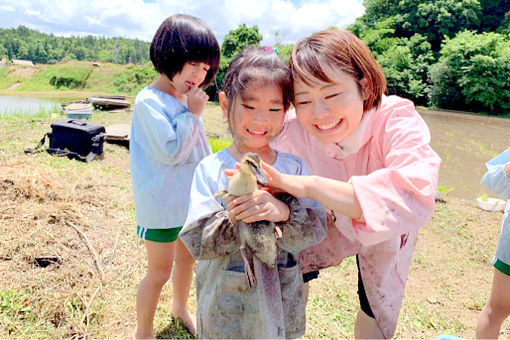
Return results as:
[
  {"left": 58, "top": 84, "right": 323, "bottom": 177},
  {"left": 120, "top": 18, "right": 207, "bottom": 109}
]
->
[
  {"left": 170, "top": 61, "right": 210, "bottom": 95},
  {"left": 293, "top": 65, "right": 367, "bottom": 145},
  {"left": 220, "top": 83, "right": 285, "bottom": 154}
]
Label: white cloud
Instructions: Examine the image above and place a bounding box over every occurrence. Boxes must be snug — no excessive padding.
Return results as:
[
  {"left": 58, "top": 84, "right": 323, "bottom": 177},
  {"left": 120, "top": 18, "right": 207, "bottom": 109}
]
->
[{"left": 0, "top": 0, "right": 364, "bottom": 44}]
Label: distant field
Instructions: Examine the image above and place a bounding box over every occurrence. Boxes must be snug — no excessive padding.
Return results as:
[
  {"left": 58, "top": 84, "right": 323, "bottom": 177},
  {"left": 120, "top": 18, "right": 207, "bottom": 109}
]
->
[{"left": 0, "top": 61, "right": 144, "bottom": 97}]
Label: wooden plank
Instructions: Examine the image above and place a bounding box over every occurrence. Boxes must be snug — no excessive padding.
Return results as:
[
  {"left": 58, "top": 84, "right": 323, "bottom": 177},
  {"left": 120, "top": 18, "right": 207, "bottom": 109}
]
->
[{"left": 105, "top": 124, "right": 130, "bottom": 141}]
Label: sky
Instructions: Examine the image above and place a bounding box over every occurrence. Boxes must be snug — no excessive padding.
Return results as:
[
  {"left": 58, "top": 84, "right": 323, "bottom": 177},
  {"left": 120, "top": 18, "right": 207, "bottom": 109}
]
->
[{"left": 0, "top": 0, "right": 365, "bottom": 45}]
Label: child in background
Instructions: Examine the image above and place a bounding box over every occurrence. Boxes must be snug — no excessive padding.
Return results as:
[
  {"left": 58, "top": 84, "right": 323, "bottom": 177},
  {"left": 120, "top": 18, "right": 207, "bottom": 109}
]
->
[
  {"left": 476, "top": 148, "right": 510, "bottom": 339},
  {"left": 129, "top": 14, "right": 219, "bottom": 339},
  {"left": 179, "top": 47, "right": 326, "bottom": 339},
  {"left": 227, "top": 30, "right": 441, "bottom": 338}
]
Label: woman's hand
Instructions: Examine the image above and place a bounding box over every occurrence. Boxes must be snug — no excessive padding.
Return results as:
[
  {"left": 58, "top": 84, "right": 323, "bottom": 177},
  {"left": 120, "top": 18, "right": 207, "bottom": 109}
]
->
[
  {"left": 225, "top": 189, "right": 290, "bottom": 223},
  {"left": 505, "top": 163, "right": 510, "bottom": 177}
]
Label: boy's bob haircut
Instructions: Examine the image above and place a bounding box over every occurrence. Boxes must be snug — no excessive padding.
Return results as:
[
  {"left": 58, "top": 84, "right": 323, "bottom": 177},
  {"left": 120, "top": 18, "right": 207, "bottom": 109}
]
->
[
  {"left": 150, "top": 14, "right": 220, "bottom": 88},
  {"left": 290, "top": 29, "right": 387, "bottom": 112}
]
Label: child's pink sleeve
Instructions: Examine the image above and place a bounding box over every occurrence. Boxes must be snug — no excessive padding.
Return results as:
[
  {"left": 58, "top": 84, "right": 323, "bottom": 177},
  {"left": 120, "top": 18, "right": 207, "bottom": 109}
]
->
[{"left": 350, "top": 101, "right": 441, "bottom": 246}]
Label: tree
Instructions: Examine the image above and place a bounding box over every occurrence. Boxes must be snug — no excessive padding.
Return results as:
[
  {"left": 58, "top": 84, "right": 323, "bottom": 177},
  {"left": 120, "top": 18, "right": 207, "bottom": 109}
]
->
[
  {"left": 429, "top": 31, "right": 510, "bottom": 114},
  {"left": 221, "top": 24, "right": 263, "bottom": 59},
  {"left": 398, "top": 0, "right": 482, "bottom": 50},
  {"left": 205, "top": 24, "right": 263, "bottom": 100}
]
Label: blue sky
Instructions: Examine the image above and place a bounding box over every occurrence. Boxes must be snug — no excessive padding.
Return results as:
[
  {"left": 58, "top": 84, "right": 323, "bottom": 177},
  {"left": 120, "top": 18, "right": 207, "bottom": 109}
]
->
[{"left": 0, "top": 0, "right": 365, "bottom": 45}]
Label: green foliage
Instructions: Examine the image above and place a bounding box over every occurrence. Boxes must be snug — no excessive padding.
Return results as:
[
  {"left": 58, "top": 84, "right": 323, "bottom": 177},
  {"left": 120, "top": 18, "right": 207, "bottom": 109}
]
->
[
  {"left": 113, "top": 63, "right": 158, "bottom": 94},
  {"left": 0, "top": 25, "right": 150, "bottom": 65},
  {"left": 206, "top": 24, "right": 263, "bottom": 101},
  {"left": 429, "top": 31, "right": 510, "bottom": 114},
  {"left": 359, "top": 18, "right": 398, "bottom": 56},
  {"left": 221, "top": 24, "right": 263, "bottom": 59},
  {"left": 398, "top": 0, "right": 482, "bottom": 50},
  {"left": 275, "top": 43, "right": 294, "bottom": 63},
  {"left": 17, "top": 62, "right": 93, "bottom": 91},
  {"left": 354, "top": 0, "right": 509, "bottom": 113}
]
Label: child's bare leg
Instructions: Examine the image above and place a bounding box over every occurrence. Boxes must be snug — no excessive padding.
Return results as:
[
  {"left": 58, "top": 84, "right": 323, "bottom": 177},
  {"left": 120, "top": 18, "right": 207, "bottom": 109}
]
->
[
  {"left": 476, "top": 268, "right": 510, "bottom": 339},
  {"left": 354, "top": 309, "right": 384, "bottom": 339},
  {"left": 171, "top": 238, "right": 196, "bottom": 335},
  {"left": 135, "top": 240, "right": 175, "bottom": 339}
]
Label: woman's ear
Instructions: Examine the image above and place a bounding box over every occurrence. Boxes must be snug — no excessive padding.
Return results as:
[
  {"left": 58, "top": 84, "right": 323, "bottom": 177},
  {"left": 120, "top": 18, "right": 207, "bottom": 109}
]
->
[
  {"left": 360, "top": 78, "right": 370, "bottom": 100},
  {"left": 219, "top": 91, "right": 229, "bottom": 119}
]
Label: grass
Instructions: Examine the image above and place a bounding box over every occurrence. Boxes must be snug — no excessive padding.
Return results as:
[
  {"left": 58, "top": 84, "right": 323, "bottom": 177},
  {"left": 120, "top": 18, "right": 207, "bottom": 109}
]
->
[
  {"left": 0, "top": 61, "right": 141, "bottom": 96},
  {"left": 1, "top": 104, "right": 509, "bottom": 338},
  {"left": 16, "top": 62, "right": 93, "bottom": 92}
]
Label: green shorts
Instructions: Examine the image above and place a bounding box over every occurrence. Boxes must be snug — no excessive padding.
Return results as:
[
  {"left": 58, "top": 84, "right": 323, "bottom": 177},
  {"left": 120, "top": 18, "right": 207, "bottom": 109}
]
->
[
  {"left": 492, "top": 257, "right": 510, "bottom": 276},
  {"left": 136, "top": 225, "right": 182, "bottom": 243}
]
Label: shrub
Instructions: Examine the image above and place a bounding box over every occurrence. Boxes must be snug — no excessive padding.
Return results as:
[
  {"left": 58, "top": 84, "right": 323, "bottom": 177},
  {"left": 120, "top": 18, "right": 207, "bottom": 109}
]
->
[{"left": 113, "top": 63, "right": 157, "bottom": 94}]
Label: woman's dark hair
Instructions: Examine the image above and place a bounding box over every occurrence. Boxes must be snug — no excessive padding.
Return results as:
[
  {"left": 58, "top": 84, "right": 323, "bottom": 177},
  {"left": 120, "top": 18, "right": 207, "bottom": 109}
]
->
[
  {"left": 150, "top": 14, "right": 220, "bottom": 87},
  {"left": 222, "top": 46, "right": 291, "bottom": 112}
]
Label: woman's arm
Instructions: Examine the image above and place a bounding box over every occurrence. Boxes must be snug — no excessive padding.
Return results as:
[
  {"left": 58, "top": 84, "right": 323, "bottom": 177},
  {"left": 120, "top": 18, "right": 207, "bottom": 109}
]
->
[{"left": 227, "top": 164, "right": 362, "bottom": 221}]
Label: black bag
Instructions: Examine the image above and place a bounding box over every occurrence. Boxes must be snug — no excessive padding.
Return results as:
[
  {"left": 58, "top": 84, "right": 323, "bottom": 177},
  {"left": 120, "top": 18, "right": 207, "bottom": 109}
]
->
[{"left": 25, "top": 119, "right": 106, "bottom": 162}]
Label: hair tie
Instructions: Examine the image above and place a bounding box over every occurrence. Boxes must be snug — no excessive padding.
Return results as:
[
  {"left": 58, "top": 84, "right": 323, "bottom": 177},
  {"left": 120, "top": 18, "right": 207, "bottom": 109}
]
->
[{"left": 264, "top": 45, "right": 279, "bottom": 54}]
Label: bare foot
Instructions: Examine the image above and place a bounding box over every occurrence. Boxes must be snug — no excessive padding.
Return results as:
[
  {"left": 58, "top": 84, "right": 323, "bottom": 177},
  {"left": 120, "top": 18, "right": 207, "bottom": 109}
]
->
[
  {"left": 132, "top": 327, "right": 155, "bottom": 340},
  {"left": 172, "top": 310, "right": 196, "bottom": 337}
]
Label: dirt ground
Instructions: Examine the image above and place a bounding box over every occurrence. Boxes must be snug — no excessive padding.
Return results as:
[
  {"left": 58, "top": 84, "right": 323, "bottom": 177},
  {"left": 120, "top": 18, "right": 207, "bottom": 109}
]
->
[{"left": 0, "top": 108, "right": 509, "bottom": 338}]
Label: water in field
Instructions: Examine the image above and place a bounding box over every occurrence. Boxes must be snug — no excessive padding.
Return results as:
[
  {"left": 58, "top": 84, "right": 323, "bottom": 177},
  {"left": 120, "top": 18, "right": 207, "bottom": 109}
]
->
[
  {"left": 419, "top": 108, "right": 510, "bottom": 200},
  {"left": 0, "top": 95, "right": 59, "bottom": 115}
]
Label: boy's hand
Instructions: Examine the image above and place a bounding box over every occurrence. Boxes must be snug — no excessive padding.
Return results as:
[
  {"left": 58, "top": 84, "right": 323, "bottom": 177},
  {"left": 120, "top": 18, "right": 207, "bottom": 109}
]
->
[
  {"left": 187, "top": 85, "right": 208, "bottom": 116},
  {"left": 226, "top": 189, "right": 290, "bottom": 223}
]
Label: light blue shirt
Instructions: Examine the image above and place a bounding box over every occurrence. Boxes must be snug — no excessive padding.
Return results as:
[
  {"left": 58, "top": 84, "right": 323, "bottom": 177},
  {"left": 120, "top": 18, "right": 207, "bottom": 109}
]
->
[
  {"left": 481, "top": 149, "right": 510, "bottom": 247},
  {"left": 130, "top": 86, "right": 211, "bottom": 229}
]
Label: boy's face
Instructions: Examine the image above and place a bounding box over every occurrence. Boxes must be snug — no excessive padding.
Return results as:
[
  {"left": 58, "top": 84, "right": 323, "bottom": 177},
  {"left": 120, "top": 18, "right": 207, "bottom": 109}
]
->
[
  {"left": 220, "top": 83, "right": 285, "bottom": 154},
  {"left": 170, "top": 61, "right": 210, "bottom": 95},
  {"left": 293, "top": 64, "right": 367, "bottom": 145}
]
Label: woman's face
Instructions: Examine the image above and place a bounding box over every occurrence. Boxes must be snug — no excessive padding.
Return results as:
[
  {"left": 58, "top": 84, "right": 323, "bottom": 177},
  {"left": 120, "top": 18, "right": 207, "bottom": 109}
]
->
[{"left": 293, "top": 65, "right": 366, "bottom": 145}]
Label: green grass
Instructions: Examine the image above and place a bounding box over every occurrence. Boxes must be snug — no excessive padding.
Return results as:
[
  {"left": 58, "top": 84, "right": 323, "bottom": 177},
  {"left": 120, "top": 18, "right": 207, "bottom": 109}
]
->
[
  {"left": 208, "top": 136, "right": 231, "bottom": 153},
  {"left": 84, "top": 63, "right": 126, "bottom": 94},
  {"left": 17, "top": 62, "right": 93, "bottom": 92},
  {"left": 0, "top": 67, "right": 16, "bottom": 89}
]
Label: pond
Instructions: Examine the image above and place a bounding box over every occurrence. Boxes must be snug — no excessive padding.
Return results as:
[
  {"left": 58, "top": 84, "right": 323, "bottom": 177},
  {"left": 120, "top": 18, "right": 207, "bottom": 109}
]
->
[
  {"left": 0, "top": 95, "right": 60, "bottom": 115},
  {"left": 420, "top": 108, "right": 510, "bottom": 201}
]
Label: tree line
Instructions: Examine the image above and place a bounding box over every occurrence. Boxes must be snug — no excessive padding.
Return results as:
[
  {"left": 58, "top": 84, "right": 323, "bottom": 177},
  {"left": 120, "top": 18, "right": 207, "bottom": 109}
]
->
[
  {"left": 2, "top": 1, "right": 509, "bottom": 114},
  {"left": 0, "top": 25, "right": 150, "bottom": 64}
]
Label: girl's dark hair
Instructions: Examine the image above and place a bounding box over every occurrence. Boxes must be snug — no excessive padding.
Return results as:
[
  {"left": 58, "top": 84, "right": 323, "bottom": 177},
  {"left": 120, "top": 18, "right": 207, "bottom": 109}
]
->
[
  {"left": 290, "top": 29, "right": 386, "bottom": 112},
  {"left": 150, "top": 14, "right": 220, "bottom": 87},
  {"left": 222, "top": 47, "right": 291, "bottom": 112}
]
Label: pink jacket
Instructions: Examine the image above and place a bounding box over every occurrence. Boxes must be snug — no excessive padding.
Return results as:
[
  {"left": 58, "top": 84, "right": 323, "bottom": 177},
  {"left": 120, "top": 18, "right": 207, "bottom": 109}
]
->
[{"left": 271, "top": 95, "right": 441, "bottom": 338}]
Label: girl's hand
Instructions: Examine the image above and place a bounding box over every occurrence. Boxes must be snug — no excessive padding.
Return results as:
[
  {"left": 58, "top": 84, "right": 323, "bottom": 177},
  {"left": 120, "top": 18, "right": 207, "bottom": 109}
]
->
[
  {"left": 224, "top": 160, "right": 305, "bottom": 197},
  {"left": 505, "top": 163, "right": 510, "bottom": 177},
  {"left": 187, "top": 85, "right": 208, "bottom": 116},
  {"left": 226, "top": 189, "right": 290, "bottom": 223}
]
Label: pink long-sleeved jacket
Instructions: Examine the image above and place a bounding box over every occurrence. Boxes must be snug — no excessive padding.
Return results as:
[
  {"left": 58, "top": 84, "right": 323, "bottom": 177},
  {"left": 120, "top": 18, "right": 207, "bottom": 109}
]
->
[{"left": 271, "top": 95, "right": 441, "bottom": 338}]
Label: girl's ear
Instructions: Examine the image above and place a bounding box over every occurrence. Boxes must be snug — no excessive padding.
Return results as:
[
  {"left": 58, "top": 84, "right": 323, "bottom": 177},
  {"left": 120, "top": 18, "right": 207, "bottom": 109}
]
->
[
  {"left": 219, "top": 91, "right": 229, "bottom": 119},
  {"left": 360, "top": 78, "right": 370, "bottom": 100}
]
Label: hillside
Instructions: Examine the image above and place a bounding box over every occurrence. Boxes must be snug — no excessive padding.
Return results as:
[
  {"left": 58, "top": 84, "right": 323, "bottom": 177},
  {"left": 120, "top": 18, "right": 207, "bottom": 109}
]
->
[{"left": 0, "top": 61, "right": 156, "bottom": 98}]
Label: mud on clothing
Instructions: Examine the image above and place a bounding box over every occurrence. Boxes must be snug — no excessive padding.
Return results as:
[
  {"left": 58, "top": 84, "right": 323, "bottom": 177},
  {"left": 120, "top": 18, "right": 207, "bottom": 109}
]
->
[{"left": 180, "top": 149, "right": 326, "bottom": 339}]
